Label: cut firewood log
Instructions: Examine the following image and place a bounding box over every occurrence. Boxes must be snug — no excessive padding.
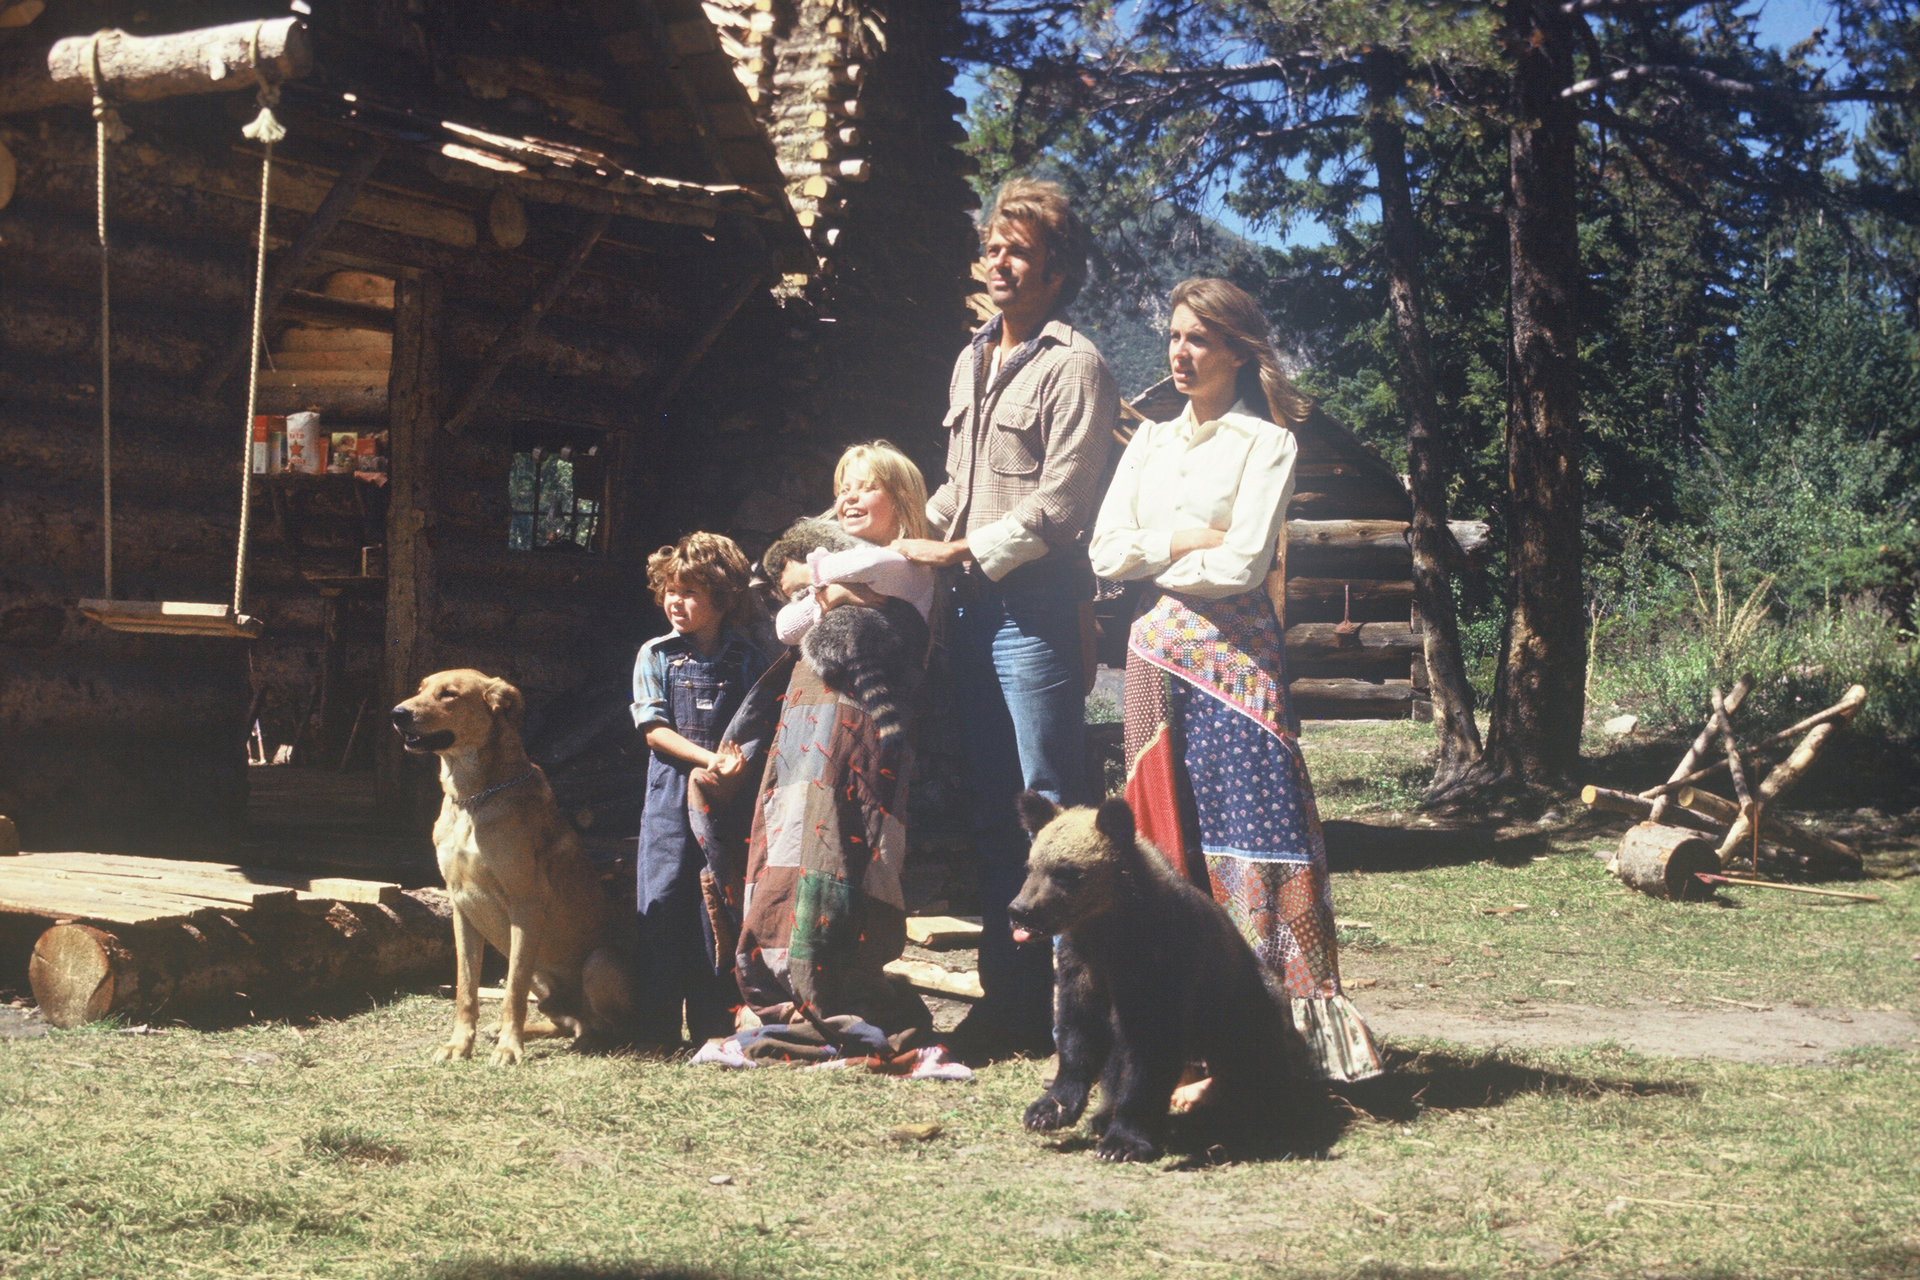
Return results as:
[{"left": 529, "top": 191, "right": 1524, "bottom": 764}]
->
[
  {"left": 26, "top": 888, "right": 452, "bottom": 1029},
  {"left": 1673, "top": 788, "right": 1861, "bottom": 869},
  {"left": 1579, "top": 785, "right": 1720, "bottom": 834},
  {"left": 1716, "top": 721, "right": 1844, "bottom": 867},
  {"left": 1613, "top": 822, "right": 1720, "bottom": 901},
  {"left": 1646, "top": 676, "right": 1752, "bottom": 822}
]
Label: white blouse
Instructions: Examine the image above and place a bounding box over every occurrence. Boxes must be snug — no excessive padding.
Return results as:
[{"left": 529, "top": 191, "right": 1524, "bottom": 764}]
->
[{"left": 1088, "top": 398, "right": 1297, "bottom": 601}]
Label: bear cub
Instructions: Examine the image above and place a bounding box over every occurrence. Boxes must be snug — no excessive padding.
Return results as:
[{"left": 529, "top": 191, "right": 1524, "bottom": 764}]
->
[{"left": 1008, "top": 793, "right": 1309, "bottom": 1162}]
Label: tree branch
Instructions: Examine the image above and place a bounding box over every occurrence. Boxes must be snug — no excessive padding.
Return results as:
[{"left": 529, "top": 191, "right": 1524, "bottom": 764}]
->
[{"left": 1565, "top": 62, "right": 1920, "bottom": 105}]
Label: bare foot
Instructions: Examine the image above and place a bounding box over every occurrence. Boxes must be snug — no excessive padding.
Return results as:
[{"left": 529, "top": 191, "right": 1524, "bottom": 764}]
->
[{"left": 1169, "top": 1076, "right": 1216, "bottom": 1114}]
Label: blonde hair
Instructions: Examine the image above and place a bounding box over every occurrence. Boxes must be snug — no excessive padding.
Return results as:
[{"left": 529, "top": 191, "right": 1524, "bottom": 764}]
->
[
  {"left": 983, "top": 177, "right": 1090, "bottom": 309},
  {"left": 1168, "top": 277, "right": 1311, "bottom": 426},
  {"left": 647, "top": 531, "right": 757, "bottom": 627},
  {"left": 832, "top": 440, "right": 930, "bottom": 541}
]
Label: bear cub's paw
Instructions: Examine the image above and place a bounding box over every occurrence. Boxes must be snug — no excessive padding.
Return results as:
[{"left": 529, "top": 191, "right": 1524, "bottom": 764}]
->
[
  {"left": 1094, "top": 1124, "right": 1159, "bottom": 1163},
  {"left": 1023, "top": 1094, "right": 1076, "bottom": 1132}
]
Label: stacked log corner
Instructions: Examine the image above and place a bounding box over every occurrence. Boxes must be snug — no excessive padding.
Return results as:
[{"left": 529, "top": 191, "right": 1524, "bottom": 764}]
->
[
  {"left": 26, "top": 888, "right": 454, "bottom": 1029},
  {"left": 1614, "top": 822, "right": 1719, "bottom": 901}
]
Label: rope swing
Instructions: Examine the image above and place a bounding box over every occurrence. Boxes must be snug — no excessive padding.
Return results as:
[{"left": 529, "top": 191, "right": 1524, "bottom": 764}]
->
[{"left": 79, "top": 24, "right": 282, "bottom": 639}]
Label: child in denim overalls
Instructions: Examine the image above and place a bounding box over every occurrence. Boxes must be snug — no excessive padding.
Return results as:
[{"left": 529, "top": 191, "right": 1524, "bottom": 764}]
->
[{"left": 630, "top": 532, "right": 770, "bottom": 1044}]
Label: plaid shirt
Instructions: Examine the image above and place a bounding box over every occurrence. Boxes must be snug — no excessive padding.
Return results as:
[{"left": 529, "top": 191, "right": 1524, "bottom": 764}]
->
[{"left": 926, "top": 315, "right": 1118, "bottom": 578}]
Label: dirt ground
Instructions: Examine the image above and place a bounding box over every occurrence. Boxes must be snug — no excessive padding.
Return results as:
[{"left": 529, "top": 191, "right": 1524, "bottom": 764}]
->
[{"left": 1359, "top": 998, "right": 1919, "bottom": 1064}]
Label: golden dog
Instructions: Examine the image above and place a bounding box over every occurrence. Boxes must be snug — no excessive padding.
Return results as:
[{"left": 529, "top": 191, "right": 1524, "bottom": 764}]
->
[{"left": 392, "top": 669, "right": 638, "bottom": 1064}]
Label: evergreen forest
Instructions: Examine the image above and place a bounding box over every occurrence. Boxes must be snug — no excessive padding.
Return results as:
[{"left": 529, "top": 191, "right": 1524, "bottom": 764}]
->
[{"left": 959, "top": 0, "right": 1920, "bottom": 807}]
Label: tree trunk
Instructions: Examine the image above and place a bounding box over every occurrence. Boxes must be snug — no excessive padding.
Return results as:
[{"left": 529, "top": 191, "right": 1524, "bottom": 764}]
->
[
  {"left": 26, "top": 888, "right": 452, "bottom": 1028},
  {"left": 1364, "top": 51, "right": 1484, "bottom": 797},
  {"left": 1472, "top": 1, "right": 1586, "bottom": 793}
]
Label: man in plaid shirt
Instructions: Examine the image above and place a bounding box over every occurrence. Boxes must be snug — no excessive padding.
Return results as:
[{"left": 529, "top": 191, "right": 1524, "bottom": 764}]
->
[{"left": 895, "top": 178, "right": 1120, "bottom": 1057}]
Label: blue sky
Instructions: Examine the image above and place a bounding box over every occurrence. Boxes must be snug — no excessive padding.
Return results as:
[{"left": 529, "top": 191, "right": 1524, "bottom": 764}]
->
[{"left": 956, "top": 0, "right": 1859, "bottom": 251}]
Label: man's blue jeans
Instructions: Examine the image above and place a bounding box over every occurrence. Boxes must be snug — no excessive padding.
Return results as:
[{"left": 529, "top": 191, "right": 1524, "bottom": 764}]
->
[{"left": 951, "top": 580, "right": 1087, "bottom": 1037}]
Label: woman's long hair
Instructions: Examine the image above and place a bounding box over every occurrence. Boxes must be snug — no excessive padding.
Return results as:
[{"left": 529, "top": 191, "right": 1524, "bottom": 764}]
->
[{"left": 1168, "top": 277, "right": 1310, "bottom": 427}]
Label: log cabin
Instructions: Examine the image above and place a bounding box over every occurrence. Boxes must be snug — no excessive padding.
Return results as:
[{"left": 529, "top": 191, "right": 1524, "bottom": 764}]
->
[{"left": 0, "top": 0, "right": 977, "bottom": 860}]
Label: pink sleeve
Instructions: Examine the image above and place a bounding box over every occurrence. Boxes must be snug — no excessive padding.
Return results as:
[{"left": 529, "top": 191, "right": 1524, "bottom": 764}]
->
[{"left": 774, "top": 592, "right": 821, "bottom": 646}]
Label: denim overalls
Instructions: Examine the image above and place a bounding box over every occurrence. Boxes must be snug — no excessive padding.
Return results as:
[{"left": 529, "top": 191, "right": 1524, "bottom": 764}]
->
[{"left": 636, "top": 643, "right": 750, "bottom": 1043}]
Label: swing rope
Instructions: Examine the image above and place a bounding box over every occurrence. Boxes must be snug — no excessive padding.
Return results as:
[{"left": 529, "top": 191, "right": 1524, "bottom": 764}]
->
[
  {"left": 81, "top": 25, "right": 279, "bottom": 636},
  {"left": 86, "top": 31, "right": 129, "bottom": 601},
  {"left": 233, "top": 19, "right": 286, "bottom": 618}
]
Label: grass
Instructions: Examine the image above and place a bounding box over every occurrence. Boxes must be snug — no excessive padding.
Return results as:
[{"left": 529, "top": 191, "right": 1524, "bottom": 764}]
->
[
  {"left": 1, "top": 719, "right": 1917, "bottom": 1279},
  {"left": 2, "top": 1012, "right": 1917, "bottom": 1279}
]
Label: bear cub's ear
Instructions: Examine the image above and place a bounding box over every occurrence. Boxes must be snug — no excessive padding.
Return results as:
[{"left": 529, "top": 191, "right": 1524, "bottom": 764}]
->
[
  {"left": 1094, "top": 797, "right": 1136, "bottom": 847},
  {"left": 1015, "top": 791, "right": 1061, "bottom": 834}
]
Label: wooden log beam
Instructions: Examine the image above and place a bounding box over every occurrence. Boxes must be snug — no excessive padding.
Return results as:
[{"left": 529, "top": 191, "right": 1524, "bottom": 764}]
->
[
  {"left": 0, "top": 19, "right": 313, "bottom": 116},
  {"left": 1289, "top": 677, "right": 1416, "bottom": 720},
  {"left": 647, "top": 265, "right": 770, "bottom": 415},
  {"left": 1284, "top": 518, "right": 1491, "bottom": 557},
  {"left": 1285, "top": 578, "right": 1413, "bottom": 624},
  {"left": 379, "top": 271, "right": 441, "bottom": 816},
  {"left": 26, "top": 888, "right": 451, "bottom": 1028},
  {"left": 1646, "top": 675, "right": 1752, "bottom": 821},
  {"left": 443, "top": 209, "right": 613, "bottom": 435},
  {"left": 1673, "top": 787, "right": 1861, "bottom": 869},
  {"left": 200, "top": 142, "right": 387, "bottom": 395}
]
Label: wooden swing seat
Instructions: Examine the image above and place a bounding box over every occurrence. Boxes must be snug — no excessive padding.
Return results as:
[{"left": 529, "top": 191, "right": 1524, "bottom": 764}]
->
[{"left": 78, "top": 599, "right": 263, "bottom": 638}]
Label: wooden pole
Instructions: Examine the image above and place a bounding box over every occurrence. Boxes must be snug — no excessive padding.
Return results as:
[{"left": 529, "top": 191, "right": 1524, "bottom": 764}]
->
[
  {"left": 1578, "top": 784, "right": 1719, "bottom": 834},
  {"left": 1673, "top": 787, "right": 1861, "bottom": 869},
  {"left": 200, "top": 143, "right": 386, "bottom": 395},
  {"left": 1716, "top": 721, "right": 1843, "bottom": 867},
  {"left": 1640, "top": 685, "right": 1867, "bottom": 801},
  {"left": 443, "top": 209, "right": 613, "bottom": 435},
  {"left": 378, "top": 271, "right": 441, "bottom": 820},
  {"left": 1696, "top": 875, "right": 1880, "bottom": 904},
  {"left": 0, "top": 19, "right": 313, "bottom": 116},
  {"left": 1646, "top": 675, "right": 1751, "bottom": 821}
]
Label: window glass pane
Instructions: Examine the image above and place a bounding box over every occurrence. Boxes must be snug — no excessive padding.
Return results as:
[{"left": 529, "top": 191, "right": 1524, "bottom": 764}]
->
[{"left": 508, "top": 512, "right": 534, "bottom": 551}]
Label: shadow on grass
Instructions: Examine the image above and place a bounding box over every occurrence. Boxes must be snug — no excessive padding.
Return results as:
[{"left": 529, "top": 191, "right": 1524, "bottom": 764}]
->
[
  {"left": 430, "top": 1266, "right": 722, "bottom": 1280},
  {"left": 1334, "top": 1044, "right": 1697, "bottom": 1124},
  {"left": 1323, "top": 820, "right": 1546, "bottom": 872}
]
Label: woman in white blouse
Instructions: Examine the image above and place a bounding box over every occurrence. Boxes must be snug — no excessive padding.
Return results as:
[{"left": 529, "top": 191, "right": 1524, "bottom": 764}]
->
[{"left": 1090, "top": 278, "right": 1381, "bottom": 1085}]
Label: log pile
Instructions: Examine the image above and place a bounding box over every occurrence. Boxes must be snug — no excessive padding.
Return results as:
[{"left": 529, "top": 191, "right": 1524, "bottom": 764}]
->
[
  {"left": 1, "top": 853, "right": 452, "bottom": 1027},
  {"left": 1580, "top": 682, "right": 1868, "bottom": 896}
]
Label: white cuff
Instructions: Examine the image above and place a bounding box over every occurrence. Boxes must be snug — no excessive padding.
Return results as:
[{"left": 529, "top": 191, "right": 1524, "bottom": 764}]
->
[{"left": 971, "top": 515, "right": 1050, "bottom": 582}]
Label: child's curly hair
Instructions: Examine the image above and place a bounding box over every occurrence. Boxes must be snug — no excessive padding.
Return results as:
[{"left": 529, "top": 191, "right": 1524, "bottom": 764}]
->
[{"left": 647, "top": 532, "right": 756, "bottom": 627}]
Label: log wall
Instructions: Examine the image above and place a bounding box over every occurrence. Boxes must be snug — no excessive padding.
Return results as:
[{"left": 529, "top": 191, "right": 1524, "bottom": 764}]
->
[{"left": 0, "top": 0, "right": 977, "bottom": 854}]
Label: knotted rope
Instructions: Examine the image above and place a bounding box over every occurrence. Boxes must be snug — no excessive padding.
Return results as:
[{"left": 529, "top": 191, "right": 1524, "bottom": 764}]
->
[
  {"left": 232, "top": 19, "right": 286, "bottom": 617},
  {"left": 86, "top": 31, "right": 128, "bottom": 599}
]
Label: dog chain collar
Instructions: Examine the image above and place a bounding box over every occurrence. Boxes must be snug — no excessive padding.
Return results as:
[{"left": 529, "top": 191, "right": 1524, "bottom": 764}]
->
[{"left": 456, "top": 765, "right": 538, "bottom": 812}]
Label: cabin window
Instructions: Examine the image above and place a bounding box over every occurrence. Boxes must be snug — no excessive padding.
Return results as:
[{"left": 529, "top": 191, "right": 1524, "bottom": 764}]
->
[{"left": 508, "top": 427, "right": 608, "bottom": 553}]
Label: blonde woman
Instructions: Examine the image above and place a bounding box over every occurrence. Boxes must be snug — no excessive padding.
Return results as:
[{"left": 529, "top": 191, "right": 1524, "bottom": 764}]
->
[
  {"left": 725, "top": 442, "right": 938, "bottom": 1036},
  {"left": 1090, "top": 278, "right": 1382, "bottom": 1083}
]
